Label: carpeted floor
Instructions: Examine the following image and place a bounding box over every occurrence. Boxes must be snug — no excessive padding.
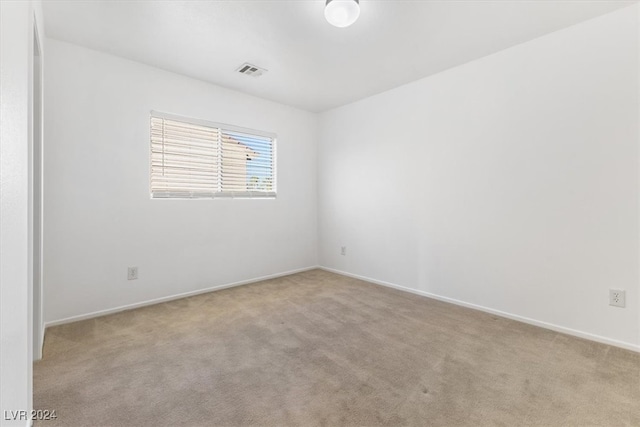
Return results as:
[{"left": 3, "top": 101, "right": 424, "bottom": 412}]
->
[{"left": 34, "top": 269, "right": 640, "bottom": 426}]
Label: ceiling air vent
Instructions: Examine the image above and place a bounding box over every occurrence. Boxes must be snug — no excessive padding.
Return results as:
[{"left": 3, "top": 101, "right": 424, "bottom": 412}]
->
[{"left": 236, "top": 63, "right": 267, "bottom": 77}]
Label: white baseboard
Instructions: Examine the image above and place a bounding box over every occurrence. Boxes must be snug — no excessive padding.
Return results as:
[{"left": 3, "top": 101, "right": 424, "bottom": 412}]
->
[
  {"left": 320, "top": 266, "right": 640, "bottom": 353},
  {"left": 44, "top": 266, "right": 319, "bottom": 329}
]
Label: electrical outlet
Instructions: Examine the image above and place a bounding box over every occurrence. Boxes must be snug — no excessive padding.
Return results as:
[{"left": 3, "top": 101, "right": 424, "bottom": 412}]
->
[
  {"left": 128, "top": 266, "right": 138, "bottom": 280},
  {"left": 341, "top": 246, "right": 347, "bottom": 256},
  {"left": 609, "top": 289, "right": 625, "bottom": 308}
]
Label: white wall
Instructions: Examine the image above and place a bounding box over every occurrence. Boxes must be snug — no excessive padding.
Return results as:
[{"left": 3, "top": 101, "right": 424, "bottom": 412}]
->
[
  {"left": 44, "top": 40, "right": 318, "bottom": 324},
  {"left": 1, "top": 0, "right": 45, "bottom": 425},
  {"left": 319, "top": 5, "right": 640, "bottom": 350}
]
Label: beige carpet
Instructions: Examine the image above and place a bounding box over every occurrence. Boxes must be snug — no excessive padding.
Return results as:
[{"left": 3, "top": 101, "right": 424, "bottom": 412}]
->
[{"left": 34, "top": 269, "right": 640, "bottom": 426}]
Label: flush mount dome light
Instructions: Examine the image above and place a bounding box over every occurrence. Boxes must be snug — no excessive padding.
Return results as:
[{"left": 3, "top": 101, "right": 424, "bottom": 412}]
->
[{"left": 325, "top": 0, "right": 360, "bottom": 28}]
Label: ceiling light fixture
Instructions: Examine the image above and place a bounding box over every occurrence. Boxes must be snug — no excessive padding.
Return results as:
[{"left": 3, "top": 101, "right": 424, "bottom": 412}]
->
[{"left": 325, "top": 0, "right": 360, "bottom": 28}]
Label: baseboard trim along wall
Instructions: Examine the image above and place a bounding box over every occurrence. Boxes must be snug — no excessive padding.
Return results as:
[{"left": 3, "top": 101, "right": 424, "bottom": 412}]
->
[
  {"left": 320, "top": 267, "right": 640, "bottom": 353},
  {"left": 44, "top": 266, "right": 320, "bottom": 329}
]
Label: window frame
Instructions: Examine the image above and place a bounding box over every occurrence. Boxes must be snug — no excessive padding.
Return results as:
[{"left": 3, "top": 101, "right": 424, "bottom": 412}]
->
[{"left": 149, "top": 110, "right": 277, "bottom": 200}]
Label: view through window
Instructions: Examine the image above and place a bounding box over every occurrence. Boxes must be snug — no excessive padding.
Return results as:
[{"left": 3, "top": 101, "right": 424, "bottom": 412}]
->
[{"left": 150, "top": 112, "right": 276, "bottom": 198}]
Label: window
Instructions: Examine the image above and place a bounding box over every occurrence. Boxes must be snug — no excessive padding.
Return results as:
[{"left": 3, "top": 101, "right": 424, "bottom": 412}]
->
[{"left": 150, "top": 111, "right": 276, "bottom": 199}]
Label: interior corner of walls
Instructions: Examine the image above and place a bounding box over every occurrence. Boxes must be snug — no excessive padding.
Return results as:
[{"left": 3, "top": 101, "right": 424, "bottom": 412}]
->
[{"left": 33, "top": 7, "right": 46, "bottom": 52}]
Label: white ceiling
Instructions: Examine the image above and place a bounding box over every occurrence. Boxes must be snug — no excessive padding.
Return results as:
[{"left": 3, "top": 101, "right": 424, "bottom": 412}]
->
[{"left": 43, "top": 0, "right": 635, "bottom": 112}]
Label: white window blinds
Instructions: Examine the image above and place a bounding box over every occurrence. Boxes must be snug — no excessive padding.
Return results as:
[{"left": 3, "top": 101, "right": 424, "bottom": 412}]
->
[{"left": 150, "top": 112, "right": 276, "bottom": 198}]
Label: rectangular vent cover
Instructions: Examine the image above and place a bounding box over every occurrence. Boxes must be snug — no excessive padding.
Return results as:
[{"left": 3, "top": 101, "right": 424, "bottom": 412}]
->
[{"left": 236, "top": 63, "right": 267, "bottom": 77}]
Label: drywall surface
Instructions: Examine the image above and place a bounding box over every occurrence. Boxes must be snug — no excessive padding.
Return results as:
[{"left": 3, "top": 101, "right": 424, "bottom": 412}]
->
[
  {"left": 0, "top": 3, "right": 31, "bottom": 424},
  {"left": 319, "top": 5, "right": 640, "bottom": 348},
  {"left": 44, "top": 40, "right": 318, "bottom": 323},
  {"left": 1, "top": 0, "right": 45, "bottom": 424}
]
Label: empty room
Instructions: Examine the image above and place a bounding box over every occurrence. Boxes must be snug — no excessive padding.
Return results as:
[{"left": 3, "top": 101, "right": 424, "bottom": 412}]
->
[{"left": 2, "top": 0, "right": 640, "bottom": 426}]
